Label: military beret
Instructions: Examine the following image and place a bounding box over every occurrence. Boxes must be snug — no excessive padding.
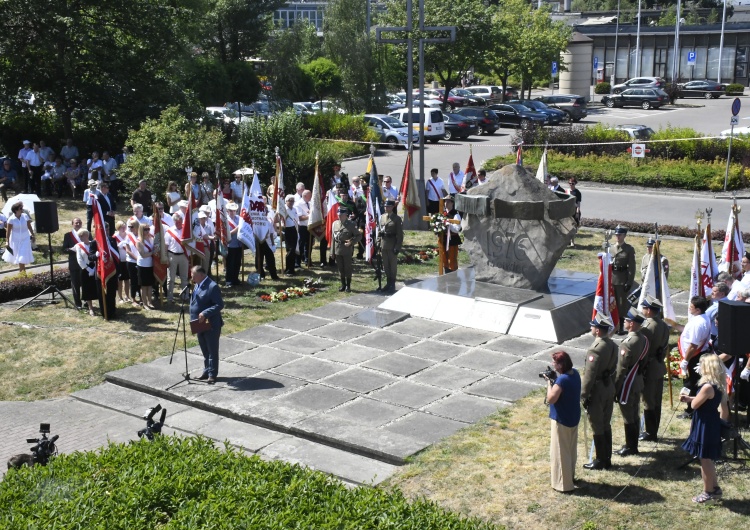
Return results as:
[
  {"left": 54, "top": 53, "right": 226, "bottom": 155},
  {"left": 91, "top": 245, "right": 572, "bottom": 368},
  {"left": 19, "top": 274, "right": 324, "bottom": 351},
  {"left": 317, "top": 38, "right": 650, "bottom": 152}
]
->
[
  {"left": 614, "top": 224, "right": 628, "bottom": 235},
  {"left": 590, "top": 312, "right": 613, "bottom": 329},
  {"left": 624, "top": 308, "right": 645, "bottom": 323}
]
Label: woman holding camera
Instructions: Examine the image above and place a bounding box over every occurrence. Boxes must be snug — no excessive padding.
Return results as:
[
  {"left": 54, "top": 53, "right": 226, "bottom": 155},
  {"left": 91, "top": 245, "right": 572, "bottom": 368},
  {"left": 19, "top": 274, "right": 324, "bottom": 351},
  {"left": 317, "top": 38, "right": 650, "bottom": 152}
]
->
[
  {"left": 680, "top": 353, "right": 729, "bottom": 504},
  {"left": 546, "top": 350, "right": 581, "bottom": 493}
]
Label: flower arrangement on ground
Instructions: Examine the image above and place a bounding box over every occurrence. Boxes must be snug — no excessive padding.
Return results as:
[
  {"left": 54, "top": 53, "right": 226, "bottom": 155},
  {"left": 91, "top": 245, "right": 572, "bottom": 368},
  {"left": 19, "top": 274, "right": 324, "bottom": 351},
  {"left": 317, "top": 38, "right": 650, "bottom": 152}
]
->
[{"left": 259, "top": 285, "right": 318, "bottom": 303}]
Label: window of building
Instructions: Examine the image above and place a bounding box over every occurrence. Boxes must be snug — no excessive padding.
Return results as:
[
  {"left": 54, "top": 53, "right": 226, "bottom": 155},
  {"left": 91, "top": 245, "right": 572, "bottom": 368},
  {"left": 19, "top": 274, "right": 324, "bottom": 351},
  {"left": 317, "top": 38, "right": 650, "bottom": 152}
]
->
[{"left": 736, "top": 47, "right": 748, "bottom": 78}]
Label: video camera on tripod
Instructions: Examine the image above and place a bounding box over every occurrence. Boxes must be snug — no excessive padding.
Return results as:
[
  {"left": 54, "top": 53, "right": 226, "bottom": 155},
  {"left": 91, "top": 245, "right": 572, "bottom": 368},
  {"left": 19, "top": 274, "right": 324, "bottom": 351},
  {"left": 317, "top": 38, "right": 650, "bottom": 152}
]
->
[
  {"left": 7, "top": 423, "right": 59, "bottom": 469},
  {"left": 137, "top": 404, "right": 167, "bottom": 441}
]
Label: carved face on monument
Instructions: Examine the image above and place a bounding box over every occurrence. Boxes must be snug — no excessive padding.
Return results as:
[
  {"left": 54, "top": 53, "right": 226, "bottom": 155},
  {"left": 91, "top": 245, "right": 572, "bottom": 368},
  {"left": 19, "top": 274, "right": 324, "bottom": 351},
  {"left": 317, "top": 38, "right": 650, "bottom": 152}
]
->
[{"left": 455, "top": 164, "right": 577, "bottom": 290}]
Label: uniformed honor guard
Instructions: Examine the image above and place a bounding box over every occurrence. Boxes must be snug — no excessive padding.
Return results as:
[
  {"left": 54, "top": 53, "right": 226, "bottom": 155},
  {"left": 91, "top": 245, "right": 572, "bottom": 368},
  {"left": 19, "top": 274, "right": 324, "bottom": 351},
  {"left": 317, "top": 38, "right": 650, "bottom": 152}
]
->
[
  {"left": 378, "top": 199, "right": 403, "bottom": 293},
  {"left": 614, "top": 309, "right": 649, "bottom": 456},
  {"left": 582, "top": 313, "right": 619, "bottom": 470},
  {"left": 640, "top": 238, "right": 669, "bottom": 283},
  {"left": 639, "top": 295, "right": 670, "bottom": 442},
  {"left": 332, "top": 206, "right": 361, "bottom": 292},
  {"left": 612, "top": 225, "right": 636, "bottom": 335}
]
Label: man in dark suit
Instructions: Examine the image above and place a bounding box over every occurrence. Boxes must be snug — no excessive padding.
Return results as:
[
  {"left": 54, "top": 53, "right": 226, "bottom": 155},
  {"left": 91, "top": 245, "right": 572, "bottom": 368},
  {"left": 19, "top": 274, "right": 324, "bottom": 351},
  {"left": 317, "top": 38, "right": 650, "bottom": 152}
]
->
[
  {"left": 189, "top": 265, "right": 224, "bottom": 384},
  {"left": 62, "top": 217, "right": 84, "bottom": 309},
  {"left": 97, "top": 181, "right": 117, "bottom": 236}
]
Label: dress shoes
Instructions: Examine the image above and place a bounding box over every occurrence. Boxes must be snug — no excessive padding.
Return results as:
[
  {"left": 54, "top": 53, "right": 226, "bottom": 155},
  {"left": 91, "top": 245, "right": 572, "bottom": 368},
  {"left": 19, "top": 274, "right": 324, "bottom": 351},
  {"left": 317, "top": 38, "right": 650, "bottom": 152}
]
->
[
  {"left": 639, "top": 432, "right": 657, "bottom": 442},
  {"left": 583, "top": 460, "right": 609, "bottom": 470},
  {"left": 196, "top": 373, "right": 209, "bottom": 381},
  {"left": 206, "top": 376, "right": 216, "bottom": 384},
  {"left": 615, "top": 446, "right": 638, "bottom": 457}
]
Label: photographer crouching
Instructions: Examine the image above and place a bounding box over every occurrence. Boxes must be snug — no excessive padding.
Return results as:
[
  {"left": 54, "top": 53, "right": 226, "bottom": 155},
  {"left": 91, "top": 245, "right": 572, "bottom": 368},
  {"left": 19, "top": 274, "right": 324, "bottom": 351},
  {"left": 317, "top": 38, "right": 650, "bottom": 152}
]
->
[{"left": 545, "top": 350, "right": 581, "bottom": 493}]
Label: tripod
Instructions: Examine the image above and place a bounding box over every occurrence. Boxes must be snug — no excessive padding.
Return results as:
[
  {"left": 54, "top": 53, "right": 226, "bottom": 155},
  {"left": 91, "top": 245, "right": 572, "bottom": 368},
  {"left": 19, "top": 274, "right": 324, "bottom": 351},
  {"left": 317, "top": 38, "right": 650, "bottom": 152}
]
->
[
  {"left": 167, "top": 284, "right": 191, "bottom": 389},
  {"left": 17, "top": 232, "right": 75, "bottom": 310},
  {"left": 729, "top": 358, "right": 750, "bottom": 460}
]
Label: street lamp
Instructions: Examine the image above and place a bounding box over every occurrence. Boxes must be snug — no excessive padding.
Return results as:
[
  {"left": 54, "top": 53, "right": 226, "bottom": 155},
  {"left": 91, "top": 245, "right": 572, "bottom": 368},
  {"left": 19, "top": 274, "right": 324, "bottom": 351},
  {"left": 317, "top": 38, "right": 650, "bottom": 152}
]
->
[{"left": 718, "top": 0, "right": 727, "bottom": 83}]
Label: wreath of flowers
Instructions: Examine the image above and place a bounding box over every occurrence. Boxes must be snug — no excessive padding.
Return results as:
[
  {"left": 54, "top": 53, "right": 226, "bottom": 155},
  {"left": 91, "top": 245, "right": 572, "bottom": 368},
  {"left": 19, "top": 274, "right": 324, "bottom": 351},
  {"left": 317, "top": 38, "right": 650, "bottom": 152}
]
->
[
  {"left": 259, "top": 286, "right": 318, "bottom": 303},
  {"left": 667, "top": 348, "right": 682, "bottom": 379},
  {"left": 429, "top": 213, "right": 449, "bottom": 235},
  {"left": 398, "top": 247, "right": 440, "bottom": 264}
]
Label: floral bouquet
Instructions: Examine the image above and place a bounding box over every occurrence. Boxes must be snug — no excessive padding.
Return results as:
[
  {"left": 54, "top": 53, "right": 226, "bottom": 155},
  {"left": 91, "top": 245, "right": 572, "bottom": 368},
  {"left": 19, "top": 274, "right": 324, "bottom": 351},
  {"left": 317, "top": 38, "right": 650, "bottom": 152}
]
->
[
  {"left": 259, "top": 286, "right": 317, "bottom": 303},
  {"left": 429, "top": 213, "right": 449, "bottom": 235},
  {"left": 667, "top": 348, "right": 682, "bottom": 379}
]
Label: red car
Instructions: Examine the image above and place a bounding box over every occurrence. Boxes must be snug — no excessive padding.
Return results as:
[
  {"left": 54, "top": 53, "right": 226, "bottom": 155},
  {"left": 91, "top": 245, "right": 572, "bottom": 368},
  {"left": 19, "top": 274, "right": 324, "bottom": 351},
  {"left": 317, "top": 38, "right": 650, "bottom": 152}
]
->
[{"left": 420, "top": 88, "right": 468, "bottom": 110}]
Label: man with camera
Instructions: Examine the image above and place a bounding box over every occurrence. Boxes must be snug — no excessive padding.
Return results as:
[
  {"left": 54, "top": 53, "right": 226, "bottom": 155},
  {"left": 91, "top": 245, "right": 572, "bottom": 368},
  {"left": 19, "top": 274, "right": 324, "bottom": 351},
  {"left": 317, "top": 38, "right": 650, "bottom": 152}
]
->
[
  {"left": 581, "top": 313, "right": 619, "bottom": 470},
  {"left": 614, "top": 309, "right": 649, "bottom": 457},
  {"left": 639, "top": 296, "right": 670, "bottom": 442}
]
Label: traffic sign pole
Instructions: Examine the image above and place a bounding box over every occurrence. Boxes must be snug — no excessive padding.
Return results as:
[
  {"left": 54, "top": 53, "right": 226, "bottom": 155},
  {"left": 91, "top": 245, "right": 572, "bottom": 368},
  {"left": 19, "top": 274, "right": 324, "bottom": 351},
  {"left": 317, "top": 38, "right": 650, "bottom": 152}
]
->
[{"left": 725, "top": 98, "right": 740, "bottom": 191}]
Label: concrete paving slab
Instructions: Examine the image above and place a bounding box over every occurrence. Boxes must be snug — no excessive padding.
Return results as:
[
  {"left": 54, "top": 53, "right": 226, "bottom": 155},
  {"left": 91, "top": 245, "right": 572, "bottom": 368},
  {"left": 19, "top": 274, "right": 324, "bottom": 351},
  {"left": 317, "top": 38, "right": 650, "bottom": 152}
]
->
[
  {"left": 500, "top": 359, "right": 552, "bottom": 386},
  {"left": 106, "top": 355, "right": 205, "bottom": 393},
  {"left": 195, "top": 372, "right": 305, "bottom": 411},
  {"left": 383, "top": 411, "right": 467, "bottom": 444},
  {"left": 187, "top": 337, "right": 249, "bottom": 358},
  {"left": 345, "top": 307, "right": 409, "bottom": 329},
  {"left": 448, "top": 349, "right": 522, "bottom": 373},
  {"left": 424, "top": 394, "right": 509, "bottom": 423},
  {"left": 324, "top": 397, "right": 410, "bottom": 427},
  {"left": 399, "top": 340, "right": 468, "bottom": 362},
  {"left": 195, "top": 417, "right": 286, "bottom": 452},
  {"left": 305, "top": 302, "right": 363, "bottom": 320},
  {"left": 271, "top": 384, "right": 356, "bottom": 412},
  {"left": 535, "top": 345, "right": 589, "bottom": 369},
  {"left": 408, "top": 364, "right": 488, "bottom": 390},
  {"left": 243, "top": 401, "right": 316, "bottom": 428},
  {"left": 268, "top": 313, "right": 331, "bottom": 332},
  {"left": 227, "top": 346, "right": 301, "bottom": 370},
  {"left": 320, "top": 367, "right": 397, "bottom": 393},
  {"left": 483, "top": 335, "right": 550, "bottom": 357},
  {"left": 434, "top": 327, "right": 498, "bottom": 347},
  {"left": 386, "top": 318, "right": 454, "bottom": 338},
  {"left": 466, "top": 376, "right": 539, "bottom": 402},
  {"left": 363, "top": 352, "right": 433, "bottom": 377},
  {"left": 259, "top": 435, "right": 397, "bottom": 485},
  {"left": 167, "top": 407, "right": 224, "bottom": 432},
  {"left": 229, "top": 325, "right": 297, "bottom": 345},
  {"left": 273, "top": 334, "right": 339, "bottom": 355},
  {"left": 169, "top": 380, "right": 223, "bottom": 401},
  {"left": 72, "top": 382, "right": 191, "bottom": 417},
  {"left": 344, "top": 292, "right": 390, "bottom": 307},
  {"left": 307, "top": 321, "right": 373, "bottom": 341},
  {"left": 273, "top": 356, "right": 347, "bottom": 381},
  {"left": 316, "top": 343, "right": 386, "bottom": 365},
  {"left": 369, "top": 380, "right": 450, "bottom": 408},
  {"left": 351, "top": 330, "right": 421, "bottom": 351},
  {"left": 562, "top": 333, "right": 595, "bottom": 350}
]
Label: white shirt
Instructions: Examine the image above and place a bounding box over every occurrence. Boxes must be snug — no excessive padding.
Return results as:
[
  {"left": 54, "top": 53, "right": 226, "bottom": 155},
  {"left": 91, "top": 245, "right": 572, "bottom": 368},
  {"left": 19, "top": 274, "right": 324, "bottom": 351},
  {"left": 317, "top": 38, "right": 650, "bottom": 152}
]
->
[
  {"left": 102, "top": 158, "right": 118, "bottom": 178},
  {"left": 680, "top": 313, "right": 710, "bottom": 354},
  {"left": 476, "top": 177, "right": 488, "bottom": 186},
  {"left": 295, "top": 200, "right": 310, "bottom": 227},
  {"left": 293, "top": 192, "right": 304, "bottom": 207},
  {"left": 39, "top": 146, "right": 54, "bottom": 160},
  {"left": 426, "top": 177, "right": 446, "bottom": 201},
  {"left": 83, "top": 188, "right": 97, "bottom": 205},
  {"left": 382, "top": 185, "right": 399, "bottom": 202},
  {"left": 129, "top": 214, "right": 152, "bottom": 227},
  {"left": 727, "top": 272, "right": 750, "bottom": 300},
  {"left": 230, "top": 180, "right": 244, "bottom": 202},
  {"left": 18, "top": 147, "right": 32, "bottom": 167},
  {"left": 447, "top": 170, "right": 464, "bottom": 194},
  {"left": 285, "top": 208, "right": 298, "bottom": 228},
  {"left": 160, "top": 212, "right": 175, "bottom": 228},
  {"left": 88, "top": 159, "right": 103, "bottom": 179},
  {"left": 25, "top": 150, "right": 45, "bottom": 167},
  {"left": 164, "top": 227, "right": 185, "bottom": 253},
  {"left": 60, "top": 145, "right": 79, "bottom": 161}
]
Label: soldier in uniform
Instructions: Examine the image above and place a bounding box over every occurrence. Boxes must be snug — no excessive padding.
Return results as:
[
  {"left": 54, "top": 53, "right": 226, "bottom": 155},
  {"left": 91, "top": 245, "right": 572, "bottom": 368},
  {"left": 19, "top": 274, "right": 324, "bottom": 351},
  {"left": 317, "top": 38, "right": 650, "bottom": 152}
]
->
[
  {"left": 612, "top": 225, "right": 636, "bottom": 335},
  {"left": 639, "top": 295, "right": 670, "bottom": 442},
  {"left": 640, "top": 238, "right": 669, "bottom": 283},
  {"left": 581, "top": 313, "right": 619, "bottom": 470},
  {"left": 332, "top": 207, "right": 361, "bottom": 292},
  {"left": 377, "top": 199, "right": 403, "bottom": 293},
  {"left": 614, "top": 309, "right": 649, "bottom": 456}
]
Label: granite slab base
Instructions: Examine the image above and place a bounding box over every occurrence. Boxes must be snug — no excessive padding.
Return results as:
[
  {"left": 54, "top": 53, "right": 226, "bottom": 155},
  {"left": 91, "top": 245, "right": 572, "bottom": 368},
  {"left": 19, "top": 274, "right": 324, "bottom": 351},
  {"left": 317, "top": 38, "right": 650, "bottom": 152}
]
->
[{"left": 379, "top": 267, "right": 597, "bottom": 344}]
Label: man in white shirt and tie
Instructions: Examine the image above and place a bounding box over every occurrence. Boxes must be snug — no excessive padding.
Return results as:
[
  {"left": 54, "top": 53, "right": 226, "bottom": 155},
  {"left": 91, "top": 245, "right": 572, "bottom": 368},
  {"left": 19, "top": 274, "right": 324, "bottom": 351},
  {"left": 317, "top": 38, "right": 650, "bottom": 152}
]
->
[{"left": 425, "top": 168, "right": 448, "bottom": 214}]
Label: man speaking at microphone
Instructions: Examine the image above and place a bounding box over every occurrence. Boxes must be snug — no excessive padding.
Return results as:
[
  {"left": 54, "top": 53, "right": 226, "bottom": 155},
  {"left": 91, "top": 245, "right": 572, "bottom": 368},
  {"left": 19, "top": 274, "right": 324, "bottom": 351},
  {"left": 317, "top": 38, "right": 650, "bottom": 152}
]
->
[{"left": 190, "top": 265, "right": 224, "bottom": 384}]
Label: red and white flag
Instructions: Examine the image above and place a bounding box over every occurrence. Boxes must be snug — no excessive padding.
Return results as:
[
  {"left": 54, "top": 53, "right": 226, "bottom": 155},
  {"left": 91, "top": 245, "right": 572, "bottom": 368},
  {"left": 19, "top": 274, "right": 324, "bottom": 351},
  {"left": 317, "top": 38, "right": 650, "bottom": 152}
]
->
[
  {"left": 308, "top": 160, "right": 326, "bottom": 239},
  {"left": 464, "top": 151, "right": 477, "bottom": 188},
  {"left": 592, "top": 250, "right": 619, "bottom": 333},
  {"left": 638, "top": 240, "right": 676, "bottom": 321},
  {"left": 237, "top": 182, "right": 256, "bottom": 253},
  {"left": 91, "top": 197, "right": 117, "bottom": 310},
  {"left": 325, "top": 189, "right": 340, "bottom": 245},
  {"left": 182, "top": 187, "right": 204, "bottom": 258},
  {"left": 398, "top": 147, "right": 421, "bottom": 220},
  {"left": 700, "top": 225, "right": 717, "bottom": 297},
  {"left": 718, "top": 207, "right": 745, "bottom": 279},
  {"left": 688, "top": 236, "right": 702, "bottom": 318}
]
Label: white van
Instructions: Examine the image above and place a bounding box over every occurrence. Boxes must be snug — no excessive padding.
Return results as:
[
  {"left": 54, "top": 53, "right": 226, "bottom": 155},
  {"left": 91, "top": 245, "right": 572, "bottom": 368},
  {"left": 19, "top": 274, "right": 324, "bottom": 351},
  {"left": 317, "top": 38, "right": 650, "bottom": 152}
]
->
[{"left": 388, "top": 108, "right": 445, "bottom": 143}]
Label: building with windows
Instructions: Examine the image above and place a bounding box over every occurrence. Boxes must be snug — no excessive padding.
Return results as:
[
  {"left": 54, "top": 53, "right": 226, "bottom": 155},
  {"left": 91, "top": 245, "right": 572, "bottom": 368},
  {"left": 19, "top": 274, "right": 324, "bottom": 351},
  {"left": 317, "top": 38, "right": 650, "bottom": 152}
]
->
[{"left": 273, "top": 2, "right": 327, "bottom": 33}]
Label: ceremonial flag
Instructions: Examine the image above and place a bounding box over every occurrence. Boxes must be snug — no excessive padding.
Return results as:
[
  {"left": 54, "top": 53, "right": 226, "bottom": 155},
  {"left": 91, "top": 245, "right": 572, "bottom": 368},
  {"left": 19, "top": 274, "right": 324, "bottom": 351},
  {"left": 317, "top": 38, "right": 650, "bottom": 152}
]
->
[
  {"left": 367, "top": 153, "right": 384, "bottom": 216},
  {"left": 91, "top": 197, "right": 117, "bottom": 316},
  {"left": 152, "top": 203, "right": 168, "bottom": 286},
  {"left": 592, "top": 250, "right": 619, "bottom": 333},
  {"left": 464, "top": 150, "right": 477, "bottom": 188},
  {"left": 638, "top": 240, "right": 676, "bottom": 321},
  {"left": 536, "top": 146, "right": 548, "bottom": 183},
  {"left": 398, "top": 148, "right": 421, "bottom": 220},
  {"left": 182, "top": 186, "right": 204, "bottom": 258},
  {"left": 365, "top": 188, "right": 376, "bottom": 263},
  {"left": 718, "top": 206, "right": 745, "bottom": 278},
  {"left": 700, "top": 225, "right": 717, "bottom": 297},
  {"left": 237, "top": 182, "right": 257, "bottom": 253},
  {"left": 516, "top": 141, "right": 523, "bottom": 166},
  {"left": 308, "top": 159, "right": 326, "bottom": 239},
  {"left": 325, "top": 189, "right": 341, "bottom": 244},
  {"left": 688, "top": 236, "right": 701, "bottom": 318},
  {"left": 215, "top": 188, "right": 228, "bottom": 254},
  {"left": 247, "top": 170, "right": 271, "bottom": 242},
  {"left": 272, "top": 153, "right": 286, "bottom": 218}
]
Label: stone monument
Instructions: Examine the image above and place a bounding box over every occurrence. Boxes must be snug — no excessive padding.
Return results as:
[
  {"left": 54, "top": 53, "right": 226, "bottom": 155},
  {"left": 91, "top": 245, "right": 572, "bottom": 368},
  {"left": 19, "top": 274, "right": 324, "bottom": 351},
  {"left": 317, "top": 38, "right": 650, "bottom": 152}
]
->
[{"left": 456, "top": 164, "right": 578, "bottom": 290}]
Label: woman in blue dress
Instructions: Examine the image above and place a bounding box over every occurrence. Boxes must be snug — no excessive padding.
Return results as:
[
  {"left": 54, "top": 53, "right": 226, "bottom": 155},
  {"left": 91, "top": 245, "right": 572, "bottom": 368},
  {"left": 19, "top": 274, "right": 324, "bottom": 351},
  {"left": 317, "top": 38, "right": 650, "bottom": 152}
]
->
[{"left": 680, "top": 353, "right": 729, "bottom": 503}]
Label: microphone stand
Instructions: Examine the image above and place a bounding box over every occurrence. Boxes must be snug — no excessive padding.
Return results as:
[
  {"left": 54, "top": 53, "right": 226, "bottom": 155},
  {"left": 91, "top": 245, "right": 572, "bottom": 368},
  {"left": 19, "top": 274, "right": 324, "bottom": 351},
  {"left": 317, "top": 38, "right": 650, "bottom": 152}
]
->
[{"left": 167, "top": 284, "right": 191, "bottom": 389}]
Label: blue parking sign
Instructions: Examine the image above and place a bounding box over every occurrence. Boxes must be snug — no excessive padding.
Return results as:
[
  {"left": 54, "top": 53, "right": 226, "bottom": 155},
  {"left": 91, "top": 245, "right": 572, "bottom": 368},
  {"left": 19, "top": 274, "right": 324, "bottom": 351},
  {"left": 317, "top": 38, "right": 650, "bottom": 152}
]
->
[
  {"left": 551, "top": 61, "right": 558, "bottom": 76},
  {"left": 593, "top": 56, "right": 598, "bottom": 70},
  {"left": 687, "top": 51, "right": 696, "bottom": 66}
]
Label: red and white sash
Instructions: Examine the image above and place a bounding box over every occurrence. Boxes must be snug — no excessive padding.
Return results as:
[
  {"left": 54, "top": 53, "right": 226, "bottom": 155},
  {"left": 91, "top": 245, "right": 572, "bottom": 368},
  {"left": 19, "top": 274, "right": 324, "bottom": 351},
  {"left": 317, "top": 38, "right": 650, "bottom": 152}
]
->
[
  {"left": 166, "top": 227, "right": 188, "bottom": 255},
  {"left": 449, "top": 172, "right": 463, "bottom": 193},
  {"left": 427, "top": 179, "right": 441, "bottom": 201}
]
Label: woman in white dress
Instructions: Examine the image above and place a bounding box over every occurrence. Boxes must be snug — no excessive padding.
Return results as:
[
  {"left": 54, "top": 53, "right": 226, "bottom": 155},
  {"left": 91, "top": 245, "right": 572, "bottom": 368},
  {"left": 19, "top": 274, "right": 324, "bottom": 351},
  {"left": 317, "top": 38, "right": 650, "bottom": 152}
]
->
[
  {"left": 136, "top": 223, "right": 155, "bottom": 310},
  {"left": 3, "top": 201, "right": 35, "bottom": 272},
  {"left": 166, "top": 181, "right": 181, "bottom": 214}
]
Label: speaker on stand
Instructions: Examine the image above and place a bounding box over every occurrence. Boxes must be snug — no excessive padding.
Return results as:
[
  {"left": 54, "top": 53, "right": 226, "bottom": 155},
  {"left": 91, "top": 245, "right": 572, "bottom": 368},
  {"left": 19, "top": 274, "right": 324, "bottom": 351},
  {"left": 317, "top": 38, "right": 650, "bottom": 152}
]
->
[
  {"left": 16, "top": 202, "right": 75, "bottom": 310},
  {"left": 718, "top": 299, "right": 750, "bottom": 459}
]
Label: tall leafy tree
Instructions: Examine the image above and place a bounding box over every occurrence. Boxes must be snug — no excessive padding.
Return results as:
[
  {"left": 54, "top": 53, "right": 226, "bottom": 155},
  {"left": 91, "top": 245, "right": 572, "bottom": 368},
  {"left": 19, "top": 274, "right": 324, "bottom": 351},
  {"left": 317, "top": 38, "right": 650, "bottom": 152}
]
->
[
  {"left": 302, "top": 58, "right": 343, "bottom": 102},
  {"left": 263, "top": 21, "right": 321, "bottom": 102},
  {"left": 205, "top": 0, "right": 286, "bottom": 63}
]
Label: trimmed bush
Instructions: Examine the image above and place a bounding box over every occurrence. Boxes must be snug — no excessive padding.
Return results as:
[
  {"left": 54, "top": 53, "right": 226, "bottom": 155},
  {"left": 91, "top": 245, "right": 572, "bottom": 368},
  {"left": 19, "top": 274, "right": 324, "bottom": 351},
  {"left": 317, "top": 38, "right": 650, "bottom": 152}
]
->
[
  {"left": 0, "top": 268, "right": 71, "bottom": 303},
  {"left": 594, "top": 82, "right": 610, "bottom": 94},
  {"left": 726, "top": 83, "right": 745, "bottom": 94},
  {"left": 583, "top": 218, "right": 750, "bottom": 243},
  {"left": 0, "top": 436, "right": 497, "bottom": 530},
  {"left": 304, "top": 112, "right": 378, "bottom": 143}
]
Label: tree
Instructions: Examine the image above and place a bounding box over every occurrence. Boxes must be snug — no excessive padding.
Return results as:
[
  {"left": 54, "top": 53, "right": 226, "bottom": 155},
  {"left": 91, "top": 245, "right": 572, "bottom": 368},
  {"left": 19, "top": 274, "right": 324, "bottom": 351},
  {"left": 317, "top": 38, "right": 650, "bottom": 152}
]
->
[
  {"left": 302, "top": 58, "right": 343, "bottom": 102},
  {"left": 378, "top": 0, "right": 495, "bottom": 108},
  {"left": 263, "top": 21, "right": 321, "bottom": 102}
]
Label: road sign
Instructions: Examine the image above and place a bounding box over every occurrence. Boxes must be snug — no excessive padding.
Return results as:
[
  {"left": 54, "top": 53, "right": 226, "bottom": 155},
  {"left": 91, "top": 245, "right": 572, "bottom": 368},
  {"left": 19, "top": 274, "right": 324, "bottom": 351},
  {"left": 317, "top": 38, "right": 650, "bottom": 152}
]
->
[
  {"left": 631, "top": 143, "right": 646, "bottom": 158},
  {"left": 732, "top": 97, "right": 741, "bottom": 116},
  {"left": 551, "top": 61, "right": 558, "bottom": 77},
  {"left": 687, "top": 51, "right": 697, "bottom": 66},
  {"left": 731, "top": 116, "right": 739, "bottom": 126},
  {"left": 593, "top": 56, "right": 598, "bottom": 70}
]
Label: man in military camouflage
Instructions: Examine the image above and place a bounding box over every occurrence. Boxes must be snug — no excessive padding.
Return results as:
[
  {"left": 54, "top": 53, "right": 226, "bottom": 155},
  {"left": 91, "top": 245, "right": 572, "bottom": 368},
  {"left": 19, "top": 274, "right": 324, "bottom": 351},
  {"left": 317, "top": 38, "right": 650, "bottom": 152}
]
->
[
  {"left": 377, "top": 199, "right": 403, "bottom": 293},
  {"left": 612, "top": 225, "right": 636, "bottom": 335},
  {"left": 581, "top": 313, "right": 619, "bottom": 470},
  {"left": 332, "top": 207, "right": 361, "bottom": 292},
  {"left": 614, "top": 309, "right": 650, "bottom": 456},
  {"left": 639, "top": 296, "right": 670, "bottom": 442}
]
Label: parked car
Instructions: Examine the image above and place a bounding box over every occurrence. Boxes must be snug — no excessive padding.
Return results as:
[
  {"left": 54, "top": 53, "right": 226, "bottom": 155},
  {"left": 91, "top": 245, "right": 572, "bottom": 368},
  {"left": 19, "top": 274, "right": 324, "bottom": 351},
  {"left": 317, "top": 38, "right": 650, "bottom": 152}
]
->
[
  {"left": 389, "top": 108, "right": 446, "bottom": 142},
  {"left": 601, "top": 88, "right": 669, "bottom": 110},
  {"left": 449, "top": 88, "right": 486, "bottom": 106},
  {"left": 442, "top": 112, "right": 479, "bottom": 140},
  {"left": 677, "top": 80, "right": 724, "bottom": 99},
  {"left": 506, "top": 100, "right": 566, "bottom": 125},
  {"left": 613, "top": 124, "right": 656, "bottom": 140},
  {"left": 363, "top": 114, "right": 419, "bottom": 148},
  {"left": 453, "top": 107, "right": 501, "bottom": 135},
  {"left": 293, "top": 102, "right": 314, "bottom": 116},
  {"left": 534, "top": 94, "right": 588, "bottom": 122},
  {"left": 465, "top": 85, "right": 503, "bottom": 102},
  {"left": 397, "top": 92, "right": 443, "bottom": 108},
  {"left": 487, "top": 103, "right": 548, "bottom": 129},
  {"left": 422, "top": 88, "right": 468, "bottom": 110},
  {"left": 386, "top": 94, "right": 406, "bottom": 111},
  {"left": 612, "top": 77, "right": 666, "bottom": 94},
  {"left": 311, "top": 100, "right": 345, "bottom": 114},
  {"left": 204, "top": 106, "right": 240, "bottom": 125},
  {"left": 720, "top": 125, "right": 750, "bottom": 138}
]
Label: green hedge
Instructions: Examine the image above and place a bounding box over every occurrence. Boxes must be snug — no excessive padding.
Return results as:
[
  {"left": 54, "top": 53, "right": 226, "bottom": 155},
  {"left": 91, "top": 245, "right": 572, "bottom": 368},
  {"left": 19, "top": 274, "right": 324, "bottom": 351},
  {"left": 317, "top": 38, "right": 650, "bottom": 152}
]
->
[
  {"left": 486, "top": 152, "right": 748, "bottom": 191},
  {"left": 726, "top": 83, "right": 744, "bottom": 94},
  {"left": 584, "top": 218, "right": 750, "bottom": 243},
  {"left": 594, "top": 82, "right": 610, "bottom": 94},
  {"left": 0, "top": 436, "right": 497, "bottom": 530},
  {"left": 0, "top": 268, "right": 71, "bottom": 304}
]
